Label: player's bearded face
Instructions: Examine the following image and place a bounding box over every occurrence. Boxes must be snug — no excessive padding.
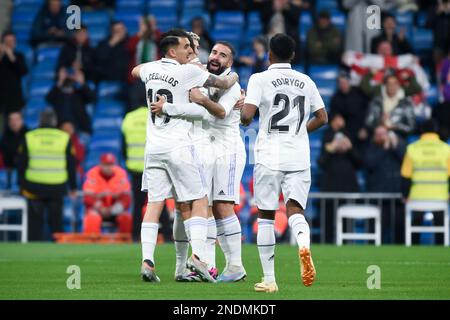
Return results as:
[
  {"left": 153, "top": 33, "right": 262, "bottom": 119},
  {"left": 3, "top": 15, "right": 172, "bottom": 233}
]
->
[{"left": 207, "top": 44, "right": 232, "bottom": 75}]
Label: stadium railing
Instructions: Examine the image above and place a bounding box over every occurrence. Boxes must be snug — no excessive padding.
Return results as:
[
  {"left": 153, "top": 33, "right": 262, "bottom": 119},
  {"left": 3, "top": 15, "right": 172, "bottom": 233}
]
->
[{"left": 307, "top": 192, "right": 402, "bottom": 244}]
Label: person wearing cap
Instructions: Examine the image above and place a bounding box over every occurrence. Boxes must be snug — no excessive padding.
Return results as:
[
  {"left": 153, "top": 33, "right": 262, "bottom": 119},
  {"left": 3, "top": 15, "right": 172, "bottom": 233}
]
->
[
  {"left": 17, "top": 108, "right": 77, "bottom": 241},
  {"left": 82, "top": 153, "right": 132, "bottom": 234},
  {"left": 306, "top": 10, "right": 343, "bottom": 65}
]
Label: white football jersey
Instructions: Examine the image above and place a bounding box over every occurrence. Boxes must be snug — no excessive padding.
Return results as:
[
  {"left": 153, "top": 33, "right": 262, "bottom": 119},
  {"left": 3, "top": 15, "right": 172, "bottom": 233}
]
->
[
  {"left": 139, "top": 58, "right": 210, "bottom": 154},
  {"left": 244, "top": 63, "right": 325, "bottom": 171}
]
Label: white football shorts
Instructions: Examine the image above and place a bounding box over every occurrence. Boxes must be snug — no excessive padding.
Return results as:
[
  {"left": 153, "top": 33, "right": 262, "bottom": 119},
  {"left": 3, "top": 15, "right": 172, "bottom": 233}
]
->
[
  {"left": 142, "top": 145, "right": 207, "bottom": 202},
  {"left": 254, "top": 163, "right": 311, "bottom": 210}
]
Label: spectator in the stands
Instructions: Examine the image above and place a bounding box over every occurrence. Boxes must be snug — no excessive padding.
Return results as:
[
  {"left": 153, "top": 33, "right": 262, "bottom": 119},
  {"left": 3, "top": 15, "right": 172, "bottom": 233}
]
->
[
  {"left": 426, "top": 0, "right": 450, "bottom": 66},
  {"left": 365, "top": 72, "right": 416, "bottom": 138},
  {"left": 127, "top": 15, "right": 161, "bottom": 109},
  {"left": 364, "top": 125, "right": 406, "bottom": 243},
  {"left": 433, "top": 46, "right": 450, "bottom": 140},
  {"left": 306, "top": 10, "right": 343, "bottom": 65},
  {"left": 56, "top": 25, "right": 96, "bottom": 81},
  {"left": 0, "top": 31, "right": 28, "bottom": 124},
  {"left": 59, "top": 121, "right": 85, "bottom": 175},
  {"left": 237, "top": 36, "right": 269, "bottom": 73},
  {"left": 191, "top": 17, "right": 213, "bottom": 63},
  {"left": 329, "top": 69, "right": 369, "bottom": 149},
  {"left": 256, "top": 0, "right": 302, "bottom": 64},
  {"left": 46, "top": 68, "right": 95, "bottom": 134},
  {"left": 370, "top": 13, "right": 413, "bottom": 55},
  {"left": 318, "top": 113, "right": 362, "bottom": 243},
  {"left": 71, "top": 0, "right": 115, "bottom": 11},
  {"left": 95, "top": 21, "right": 129, "bottom": 82},
  {"left": 30, "top": 0, "right": 69, "bottom": 47},
  {"left": 0, "top": 112, "right": 28, "bottom": 187}
]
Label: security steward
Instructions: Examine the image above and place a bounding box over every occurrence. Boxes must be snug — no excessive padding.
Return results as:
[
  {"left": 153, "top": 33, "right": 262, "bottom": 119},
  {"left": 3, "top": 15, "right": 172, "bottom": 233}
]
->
[
  {"left": 17, "top": 109, "right": 77, "bottom": 241},
  {"left": 121, "top": 105, "right": 148, "bottom": 241}
]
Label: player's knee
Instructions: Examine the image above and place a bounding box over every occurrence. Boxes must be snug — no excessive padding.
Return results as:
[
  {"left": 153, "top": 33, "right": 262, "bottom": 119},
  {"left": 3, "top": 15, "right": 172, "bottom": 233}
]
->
[
  {"left": 286, "top": 199, "right": 304, "bottom": 217},
  {"left": 212, "top": 201, "right": 235, "bottom": 218},
  {"left": 258, "top": 210, "right": 275, "bottom": 220}
]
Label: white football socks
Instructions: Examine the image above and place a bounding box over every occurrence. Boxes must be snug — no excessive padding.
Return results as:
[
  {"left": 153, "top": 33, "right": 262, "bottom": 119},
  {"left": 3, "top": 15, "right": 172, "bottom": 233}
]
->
[
  {"left": 205, "top": 216, "right": 217, "bottom": 269},
  {"left": 188, "top": 217, "right": 208, "bottom": 262},
  {"left": 222, "top": 214, "right": 243, "bottom": 268},
  {"left": 141, "top": 222, "right": 159, "bottom": 264},
  {"left": 216, "top": 218, "right": 230, "bottom": 269},
  {"left": 173, "top": 210, "right": 189, "bottom": 275},
  {"left": 288, "top": 213, "right": 310, "bottom": 249},
  {"left": 257, "top": 218, "right": 276, "bottom": 283}
]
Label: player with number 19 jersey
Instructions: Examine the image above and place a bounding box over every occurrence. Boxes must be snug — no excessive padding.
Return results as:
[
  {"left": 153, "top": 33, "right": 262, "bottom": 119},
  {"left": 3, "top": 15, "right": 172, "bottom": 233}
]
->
[
  {"left": 139, "top": 58, "right": 210, "bottom": 202},
  {"left": 245, "top": 63, "right": 325, "bottom": 172}
]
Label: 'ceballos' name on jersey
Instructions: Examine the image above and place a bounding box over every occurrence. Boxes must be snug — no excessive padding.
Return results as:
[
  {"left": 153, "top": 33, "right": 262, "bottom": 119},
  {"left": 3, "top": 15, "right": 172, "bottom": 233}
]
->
[
  {"left": 244, "top": 63, "right": 325, "bottom": 171},
  {"left": 139, "top": 58, "right": 210, "bottom": 154}
]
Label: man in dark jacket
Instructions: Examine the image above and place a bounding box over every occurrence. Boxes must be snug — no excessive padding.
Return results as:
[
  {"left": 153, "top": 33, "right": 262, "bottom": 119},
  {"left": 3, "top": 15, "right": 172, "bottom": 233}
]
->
[
  {"left": 0, "top": 31, "right": 28, "bottom": 121},
  {"left": 364, "top": 125, "right": 406, "bottom": 243},
  {"left": 95, "top": 21, "right": 130, "bottom": 82},
  {"left": 370, "top": 14, "right": 412, "bottom": 55},
  {"left": 56, "top": 25, "right": 96, "bottom": 82},
  {"left": 318, "top": 113, "right": 362, "bottom": 243},
  {"left": 330, "top": 70, "right": 369, "bottom": 149},
  {"left": 0, "top": 112, "right": 28, "bottom": 187},
  {"left": 30, "top": 0, "right": 69, "bottom": 47},
  {"left": 46, "top": 68, "right": 95, "bottom": 134},
  {"left": 17, "top": 109, "right": 77, "bottom": 241}
]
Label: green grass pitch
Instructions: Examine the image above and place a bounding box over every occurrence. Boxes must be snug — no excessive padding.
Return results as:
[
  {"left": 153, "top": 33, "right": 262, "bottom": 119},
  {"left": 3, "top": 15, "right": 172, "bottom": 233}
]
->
[{"left": 1, "top": 243, "right": 449, "bottom": 300}]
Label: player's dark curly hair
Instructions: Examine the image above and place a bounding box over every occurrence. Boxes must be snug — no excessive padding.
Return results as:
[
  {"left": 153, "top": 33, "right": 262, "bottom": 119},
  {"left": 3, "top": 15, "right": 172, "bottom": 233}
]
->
[
  {"left": 269, "top": 33, "right": 296, "bottom": 62},
  {"left": 160, "top": 28, "right": 193, "bottom": 56}
]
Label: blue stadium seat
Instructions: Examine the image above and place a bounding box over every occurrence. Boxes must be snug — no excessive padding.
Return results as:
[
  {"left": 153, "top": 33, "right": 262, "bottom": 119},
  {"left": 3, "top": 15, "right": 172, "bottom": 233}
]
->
[
  {"left": 238, "top": 66, "right": 252, "bottom": 90},
  {"left": 92, "top": 116, "right": 122, "bottom": 131},
  {"left": 416, "top": 11, "right": 427, "bottom": 28},
  {"left": 182, "top": 0, "right": 204, "bottom": 11},
  {"left": 36, "top": 46, "right": 62, "bottom": 64},
  {"left": 29, "top": 79, "right": 54, "bottom": 97},
  {"left": 97, "top": 81, "right": 124, "bottom": 100},
  {"left": 330, "top": 10, "right": 346, "bottom": 32},
  {"left": 211, "top": 30, "right": 242, "bottom": 51},
  {"left": 116, "top": 0, "right": 145, "bottom": 11},
  {"left": 214, "top": 11, "right": 245, "bottom": 31},
  {"left": 88, "top": 26, "right": 108, "bottom": 47},
  {"left": 16, "top": 43, "right": 34, "bottom": 68},
  {"left": 13, "top": 0, "right": 44, "bottom": 6},
  {"left": 147, "top": 0, "right": 178, "bottom": 10},
  {"left": 81, "top": 10, "right": 110, "bottom": 27},
  {"left": 114, "top": 10, "right": 142, "bottom": 27},
  {"left": 407, "top": 135, "right": 420, "bottom": 144},
  {"left": 12, "top": 6, "right": 38, "bottom": 25},
  {"left": 412, "top": 28, "right": 433, "bottom": 53},
  {"left": 299, "top": 11, "right": 313, "bottom": 43},
  {"left": 396, "top": 11, "right": 414, "bottom": 27},
  {"left": 24, "top": 97, "right": 48, "bottom": 112},
  {"left": 149, "top": 8, "right": 178, "bottom": 25},
  {"left": 293, "top": 65, "right": 305, "bottom": 73},
  {"left": 316, "top": 0, "right": 339, "bottom": 12},
  {"left": 0, "top": 169, "right": 8, "bottom": 190},
  {"left": 247, "top": 11, "right": 262, "bottom": 33},
  {"left": 95, "top": 100, "right": 125, "bottom": 117},
  {"left": 24, "top": 113, "right": 40, "bottom": 129},
  {"left": 32, "top": 62, "right": 56, "bottom": 80},
  {"left": 309, "top": 65, "right": 339, "bottom": 81},
  {"left": 425, "top": 85, "right": 439, "bottom": 107}
]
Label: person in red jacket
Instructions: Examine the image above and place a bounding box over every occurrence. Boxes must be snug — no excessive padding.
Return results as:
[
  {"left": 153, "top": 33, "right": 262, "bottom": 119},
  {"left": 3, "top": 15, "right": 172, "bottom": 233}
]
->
[{"left": 82, "top": 153, "right": 132, "bottom": 234}]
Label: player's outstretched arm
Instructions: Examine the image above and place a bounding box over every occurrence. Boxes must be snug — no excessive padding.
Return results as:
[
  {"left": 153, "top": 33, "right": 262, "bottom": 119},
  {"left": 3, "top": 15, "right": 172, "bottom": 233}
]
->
[
  {"left": 307, "top": 108, "right": 328, "bottom": 133},
  {"left": 131, "top": 64, "right": 144, "bottom": 79},
  {"left": 150, "top": 94, "right": 208, "bottom": 120},
  {"left": 203, "top": 72, "right": 239, "bottom": 89},
  {"left": 240, "top": 103, "right": 257, "bottom": 127},
  {"left": 190, "top": 88, "right": 226, "bottom": 119}
]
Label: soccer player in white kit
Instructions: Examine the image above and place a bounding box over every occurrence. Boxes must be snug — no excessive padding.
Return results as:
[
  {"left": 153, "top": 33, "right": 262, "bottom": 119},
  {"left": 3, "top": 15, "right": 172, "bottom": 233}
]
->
[
  {"left": 151, "top": 41, "right": 247, "bottom": 282},
  {"left": 241, "top": 34, "right": 328, "bottom": 292},
  {"left": 130, "top": 29, "right": 239, "bottom": 283}
]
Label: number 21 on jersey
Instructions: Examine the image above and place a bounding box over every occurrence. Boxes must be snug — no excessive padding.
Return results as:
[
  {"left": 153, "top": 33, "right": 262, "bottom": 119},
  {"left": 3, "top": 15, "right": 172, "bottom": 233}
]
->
[{"left": 268, "top": 93, "right": 305, "bottom": 134}]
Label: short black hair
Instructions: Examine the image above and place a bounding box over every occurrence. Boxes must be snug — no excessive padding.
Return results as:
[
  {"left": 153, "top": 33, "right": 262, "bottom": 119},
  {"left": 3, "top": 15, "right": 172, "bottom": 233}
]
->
[
  {"left": 1, "top": 30, "right": 15, "bottom": 41},
  {"left": 420, "top": 119, "right": 439, "bottom": 134},
  {"left": 269, "top": 33, "right": 296, "bottom": 62},
  {"left": 160, "top": 28, "right": 192, "bottom": 56},
  {"left": 214, "top": 41, "right": 235, "bottom": 58}
]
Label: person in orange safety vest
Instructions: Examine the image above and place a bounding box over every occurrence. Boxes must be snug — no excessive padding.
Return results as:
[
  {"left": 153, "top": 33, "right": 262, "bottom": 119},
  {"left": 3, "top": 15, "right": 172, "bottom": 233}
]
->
[{"left": 82, "top": 153, "right": 132, "bottom": 234}]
